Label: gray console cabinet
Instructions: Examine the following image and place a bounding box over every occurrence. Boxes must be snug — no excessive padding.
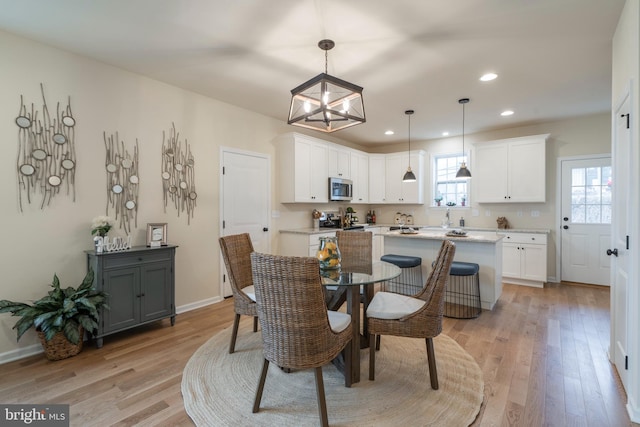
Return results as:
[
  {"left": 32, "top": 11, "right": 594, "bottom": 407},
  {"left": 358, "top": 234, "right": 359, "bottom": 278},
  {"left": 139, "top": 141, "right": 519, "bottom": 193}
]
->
[{"left": 86, "top": 245, "right": 177, "bottom": 348}]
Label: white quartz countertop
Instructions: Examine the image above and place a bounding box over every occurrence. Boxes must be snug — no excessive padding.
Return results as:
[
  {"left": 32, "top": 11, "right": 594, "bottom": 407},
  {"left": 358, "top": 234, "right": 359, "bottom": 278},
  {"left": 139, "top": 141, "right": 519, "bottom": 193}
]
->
[
  {"left": 279, "top": 225, "right": 548, "bottom": 236},
  {"left": 383, "top": 229, "right": 504, "bottom": 243}
]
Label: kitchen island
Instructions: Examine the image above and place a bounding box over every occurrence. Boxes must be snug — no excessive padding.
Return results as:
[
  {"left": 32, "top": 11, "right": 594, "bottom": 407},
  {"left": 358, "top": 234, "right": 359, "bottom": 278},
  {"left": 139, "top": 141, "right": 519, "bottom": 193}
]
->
[{"left": 383, "top": 229, "right": 504, "bottom": 310}]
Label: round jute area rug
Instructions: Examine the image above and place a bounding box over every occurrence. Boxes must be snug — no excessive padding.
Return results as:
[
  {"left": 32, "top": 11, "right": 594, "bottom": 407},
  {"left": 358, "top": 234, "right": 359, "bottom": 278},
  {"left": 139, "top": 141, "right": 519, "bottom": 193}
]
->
[{"left": 182, "top": 319, "right": 484, "bottom": 426}]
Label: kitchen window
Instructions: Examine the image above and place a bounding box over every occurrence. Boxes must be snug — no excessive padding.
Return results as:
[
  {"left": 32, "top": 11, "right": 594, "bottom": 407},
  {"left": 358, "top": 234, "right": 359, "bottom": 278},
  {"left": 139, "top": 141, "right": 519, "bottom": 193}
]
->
[{"left": 433, "top": 153, "right": 469, "bottom": 207}]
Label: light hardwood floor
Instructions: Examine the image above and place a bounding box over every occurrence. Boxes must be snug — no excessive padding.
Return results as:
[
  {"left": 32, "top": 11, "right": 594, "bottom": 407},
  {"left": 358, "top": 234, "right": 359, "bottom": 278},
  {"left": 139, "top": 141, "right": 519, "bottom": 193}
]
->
[{"left": 0, "top": 283, "right": 636, "bottom": 426}]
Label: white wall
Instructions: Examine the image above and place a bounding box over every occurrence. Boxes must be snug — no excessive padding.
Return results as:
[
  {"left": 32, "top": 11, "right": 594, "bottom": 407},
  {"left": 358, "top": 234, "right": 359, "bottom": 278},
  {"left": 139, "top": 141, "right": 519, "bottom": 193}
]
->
[{"left": 0, "top": 29, "right": 297, "bottom": 359}]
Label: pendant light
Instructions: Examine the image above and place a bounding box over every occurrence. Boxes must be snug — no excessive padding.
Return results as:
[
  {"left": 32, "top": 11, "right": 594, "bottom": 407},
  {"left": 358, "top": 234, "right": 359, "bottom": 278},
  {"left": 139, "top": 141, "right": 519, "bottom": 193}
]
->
[
  {"left": 287, "top": 39, "right": 366, "bottom": 133},
  {"left": 456, "top": 98, "right": 472, "bottom": 178},
  {"left": 402, "top": 109, "right": 417, "bottom": 182}
]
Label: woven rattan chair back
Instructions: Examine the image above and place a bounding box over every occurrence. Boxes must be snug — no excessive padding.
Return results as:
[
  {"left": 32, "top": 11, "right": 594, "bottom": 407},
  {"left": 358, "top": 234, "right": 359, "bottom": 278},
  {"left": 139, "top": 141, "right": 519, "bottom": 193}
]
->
[
  {"left": 250, "top": 252, "right": 353, "bottom": 427},
  {"left": 218, "top": 233, "right": 258, "bottom": 353},
  {"left": 368, "top": 240, "right": 456, "bottom": 390},
  {"left": 336, "top": 230, "right": 372, "bottom": 266}
]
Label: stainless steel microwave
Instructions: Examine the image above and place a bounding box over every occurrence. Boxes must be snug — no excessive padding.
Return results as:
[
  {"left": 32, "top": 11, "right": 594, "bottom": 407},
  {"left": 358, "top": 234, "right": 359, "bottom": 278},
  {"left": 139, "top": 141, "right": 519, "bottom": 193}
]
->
[{"left": 329, "top": 177, "right": 353, "bottom": 201}]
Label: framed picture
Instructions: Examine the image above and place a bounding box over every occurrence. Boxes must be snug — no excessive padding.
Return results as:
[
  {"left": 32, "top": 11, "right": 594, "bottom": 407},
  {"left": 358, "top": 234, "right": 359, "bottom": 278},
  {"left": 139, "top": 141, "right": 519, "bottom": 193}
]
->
[{"left": 146, "top": 223, "right": 168, "bottom": 247}]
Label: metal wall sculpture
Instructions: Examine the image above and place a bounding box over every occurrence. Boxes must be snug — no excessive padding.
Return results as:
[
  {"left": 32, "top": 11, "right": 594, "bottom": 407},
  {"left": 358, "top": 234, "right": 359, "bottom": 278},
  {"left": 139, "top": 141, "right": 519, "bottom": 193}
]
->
[
  {"left": 104, "top": 132, "right": 139, "bottom": 234},
  {"left": 161, "top": 123, "right": 197, "bottom": 224},
  {"left": 15, "top": 84, "right": 77, "bottom": 211}
]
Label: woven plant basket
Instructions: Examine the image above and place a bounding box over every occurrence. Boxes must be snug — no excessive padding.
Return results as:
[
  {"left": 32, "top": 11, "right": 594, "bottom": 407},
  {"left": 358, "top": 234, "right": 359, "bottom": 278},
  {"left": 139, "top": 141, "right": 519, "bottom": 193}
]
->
[{"left": 37, "top": 327, "right": 84, "bottom": 361}]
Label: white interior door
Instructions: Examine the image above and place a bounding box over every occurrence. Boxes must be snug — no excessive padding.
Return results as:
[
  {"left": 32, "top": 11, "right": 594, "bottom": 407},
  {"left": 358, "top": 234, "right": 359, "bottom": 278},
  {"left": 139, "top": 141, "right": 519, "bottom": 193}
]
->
[
  {"left": 611, "top": 93, "right": 631, "bottom": 390},
  {"left": 560, "top": 156, "right": 612, "bottom": 285},
  {"left": 220, "top": 148, "right": 270, "bottom": 297}
]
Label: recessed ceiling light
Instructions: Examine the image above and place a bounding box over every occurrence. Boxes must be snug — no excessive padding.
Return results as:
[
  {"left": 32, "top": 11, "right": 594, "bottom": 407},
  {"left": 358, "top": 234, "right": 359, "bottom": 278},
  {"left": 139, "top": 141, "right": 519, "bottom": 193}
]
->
[
  {"left": 480, "top": 73, "right": 498, "bottom": 82},
  {"left": 442, "top": 131, "right": 449, "bottom": 137},
  {"left": 501, "top": 110, "right": 514, "bottom": 116},
  {"left": 385, "top": 130, "right": 394, "bottom": 135}
]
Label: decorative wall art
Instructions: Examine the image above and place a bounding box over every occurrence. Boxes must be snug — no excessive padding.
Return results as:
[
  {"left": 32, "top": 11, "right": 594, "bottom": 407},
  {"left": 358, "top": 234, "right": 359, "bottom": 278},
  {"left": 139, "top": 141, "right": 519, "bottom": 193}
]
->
[
  {"left": 161, "top": 123, "right": 197, "bottom": 224},
  {"left": 15, "top": 84, "right": 77, "bottom": 211},
  {"left": 104, "top": 132, "right": 139, "bottom": 234}
]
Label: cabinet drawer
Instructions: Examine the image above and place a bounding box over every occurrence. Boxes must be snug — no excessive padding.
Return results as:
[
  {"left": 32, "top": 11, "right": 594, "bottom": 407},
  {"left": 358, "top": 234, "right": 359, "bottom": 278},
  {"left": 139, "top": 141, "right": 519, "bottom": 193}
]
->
[
  {"left": 103, "top": 250, "right": 172, "bottom": 269},
  {"left": 499, "top": 232, "right": 547, "bottom": 245}
]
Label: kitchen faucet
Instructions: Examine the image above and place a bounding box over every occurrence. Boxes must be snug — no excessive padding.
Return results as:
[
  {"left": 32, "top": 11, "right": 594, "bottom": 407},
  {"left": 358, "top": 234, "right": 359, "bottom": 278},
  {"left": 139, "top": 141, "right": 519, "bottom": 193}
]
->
[{"left": 443, "top": 208, "right": 451, "bottom": 228}]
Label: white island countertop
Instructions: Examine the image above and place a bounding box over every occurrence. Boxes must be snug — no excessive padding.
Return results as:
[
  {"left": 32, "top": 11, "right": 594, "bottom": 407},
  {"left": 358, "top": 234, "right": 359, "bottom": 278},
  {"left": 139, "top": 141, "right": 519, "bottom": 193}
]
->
[{"left": 383, "top": 228, "right": 503, "bottom": 243}]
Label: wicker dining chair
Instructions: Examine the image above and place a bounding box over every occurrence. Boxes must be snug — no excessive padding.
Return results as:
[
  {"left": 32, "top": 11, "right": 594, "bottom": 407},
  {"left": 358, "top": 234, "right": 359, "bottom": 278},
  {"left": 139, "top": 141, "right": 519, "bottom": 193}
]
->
[
  {"left": 218, "top": 233, "right": 259, "bottom": 354},
  {"left": 367, "top": 240, "right": 456, "bottom": 390},
  {"left": 250, "top": 252, "right": 353, "bottom": 427},
  {"left": 324, "top": 231, "right": 373, "bottom": 308}
]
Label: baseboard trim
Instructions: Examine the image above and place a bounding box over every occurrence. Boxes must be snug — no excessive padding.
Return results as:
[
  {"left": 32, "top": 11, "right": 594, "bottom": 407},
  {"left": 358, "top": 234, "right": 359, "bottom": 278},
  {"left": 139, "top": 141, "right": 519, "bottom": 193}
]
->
[
  {"left": 176, "top": 296, "right": 223, "bottom": 314},
  {"left": 0, "top": 296, "right": 227, "bottom": 364},
  {"left": 0, "top": 344, "right": 43, "bottom": 365}
]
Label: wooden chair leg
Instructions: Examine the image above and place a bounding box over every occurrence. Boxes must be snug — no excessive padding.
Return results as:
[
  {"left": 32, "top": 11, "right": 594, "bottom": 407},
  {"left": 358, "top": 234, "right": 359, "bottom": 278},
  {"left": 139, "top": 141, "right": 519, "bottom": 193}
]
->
[
  {"left": 369, "top": 333, "right": 376, "bottom": 380},
  {"left": 314, "top": 367, "right": 329, "bottom": 427},
  {"left": 253, "top": 359, "right": 269, "bottom": 413},
  {"left": 375, "top": 334, "right": 381, "bottom": 351},
  {"left": 252, "top": 316, "right": 258, "bottom": 332},
  {"left": 229, "top": 313, "right": 241, "bottom": 354},
  {"left": 425, "top": 337, "right": 439, "bottom": 390}
]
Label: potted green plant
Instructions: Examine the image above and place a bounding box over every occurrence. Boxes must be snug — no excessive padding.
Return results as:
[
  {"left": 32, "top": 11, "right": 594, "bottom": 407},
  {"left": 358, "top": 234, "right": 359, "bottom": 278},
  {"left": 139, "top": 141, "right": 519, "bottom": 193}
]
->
[
  {"left": 434, "top": 196, "right": 443, "bottom": 206},
  {"left": 0, "top": 269, "right": 108, "bottom": 360}
]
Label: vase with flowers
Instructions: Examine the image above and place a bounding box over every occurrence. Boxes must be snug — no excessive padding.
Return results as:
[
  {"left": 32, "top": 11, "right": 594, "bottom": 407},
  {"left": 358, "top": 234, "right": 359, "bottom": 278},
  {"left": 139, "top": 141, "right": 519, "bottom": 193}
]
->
[{"left": 91, "top": 216, "right": 115, "bottom": 237}]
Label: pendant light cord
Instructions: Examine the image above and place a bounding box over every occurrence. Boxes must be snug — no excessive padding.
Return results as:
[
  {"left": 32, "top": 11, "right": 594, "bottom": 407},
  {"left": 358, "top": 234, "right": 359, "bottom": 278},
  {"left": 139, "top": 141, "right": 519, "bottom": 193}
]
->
[
  {"left": 462, "top": 102, "right": 465, "bottom": 153},
  {"left": 408, "top": 113, "right": 412, "bottom": 168},
  {"left": 325, "top": 49, "right": 328, "bottom": 74}
]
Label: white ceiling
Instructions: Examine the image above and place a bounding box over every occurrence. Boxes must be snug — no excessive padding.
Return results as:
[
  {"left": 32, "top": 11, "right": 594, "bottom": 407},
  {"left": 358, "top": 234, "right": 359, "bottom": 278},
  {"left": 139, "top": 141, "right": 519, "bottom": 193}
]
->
[{"left": 0, "top": 0, "right": 625, "bottom": 147}]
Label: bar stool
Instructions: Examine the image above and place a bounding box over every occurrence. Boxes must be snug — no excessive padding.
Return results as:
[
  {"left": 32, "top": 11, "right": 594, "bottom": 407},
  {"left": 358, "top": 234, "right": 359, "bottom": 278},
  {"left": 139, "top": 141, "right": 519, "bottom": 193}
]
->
[
  {"left": 443, "top": 261, "right": 481, "bottom": 319},
  {"left": 380, "top": 254, "right": 423, "bottom": 296}
]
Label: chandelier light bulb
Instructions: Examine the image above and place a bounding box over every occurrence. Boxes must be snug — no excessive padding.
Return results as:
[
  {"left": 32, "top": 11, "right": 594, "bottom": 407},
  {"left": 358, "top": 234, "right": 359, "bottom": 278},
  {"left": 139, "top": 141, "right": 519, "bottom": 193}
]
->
[{"left": 304, "top": 100, "right": 311, "bottom": 113}]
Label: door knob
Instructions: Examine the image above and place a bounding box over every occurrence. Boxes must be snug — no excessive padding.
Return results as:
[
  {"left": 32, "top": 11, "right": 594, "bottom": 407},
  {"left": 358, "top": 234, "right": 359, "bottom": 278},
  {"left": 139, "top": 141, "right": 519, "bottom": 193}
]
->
[
  {"left": 563, "top": 217, "right": 568, "bottom": 221},
  {"left": 606, "top": 248, "right": 618, "bottom": 257},
  {"left": 563, "top": 225, "right": 569, "bottom": 229},
  {"left": 263, "top": 227, "right": 269, "bottom": 232}
]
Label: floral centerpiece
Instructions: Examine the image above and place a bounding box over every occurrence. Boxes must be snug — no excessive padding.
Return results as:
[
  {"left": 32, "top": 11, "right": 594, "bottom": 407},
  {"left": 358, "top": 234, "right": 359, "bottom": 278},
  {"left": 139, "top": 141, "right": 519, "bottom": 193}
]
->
[{"left": 91, "top": 215, "right": 115, "bottom": 237}]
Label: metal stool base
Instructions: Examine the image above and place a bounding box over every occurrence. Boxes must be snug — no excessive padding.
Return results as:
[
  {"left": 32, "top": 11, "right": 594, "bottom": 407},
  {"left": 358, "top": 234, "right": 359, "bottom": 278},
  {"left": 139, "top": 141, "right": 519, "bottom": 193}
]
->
[{"left": 444, "top": 272, "right": 481, "bottom": 319}]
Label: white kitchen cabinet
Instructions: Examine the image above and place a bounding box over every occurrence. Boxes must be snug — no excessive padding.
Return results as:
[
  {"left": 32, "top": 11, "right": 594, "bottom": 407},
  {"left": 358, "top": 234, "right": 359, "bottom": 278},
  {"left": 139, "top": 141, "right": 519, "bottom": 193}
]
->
[
  {"left": 475, "top": 134, "right": 548, "bottom": 203},
  {"left": 369, "top": 226, "right": 388, "bottom": 261},
  {"left": 279, "top": 231, "right": 337, "bottom": 257},
  {"left": 350, "top": 151, "right": 369, "bottom": 203},
  {"left": 385, "top": 151, "right": 425, "bottom": 204},
  {"left": 499, "top": 232, "right": 547, "bottom": 288},
  {"left": 275, "top": 133, "right": 328, "bottom": 203},
  {"left": 328, "top": 146, "right": 351, "bottom": 179},
  {"left": 368, "top": 154, "right": 386, "bottom": 203}
]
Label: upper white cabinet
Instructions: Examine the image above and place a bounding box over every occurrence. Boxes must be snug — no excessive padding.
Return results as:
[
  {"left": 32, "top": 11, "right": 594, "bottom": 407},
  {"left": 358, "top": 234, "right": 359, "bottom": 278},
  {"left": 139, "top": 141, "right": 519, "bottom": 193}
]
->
[
  {"left": 384, "top": 151, "right": 425, "bottom": 204},
  {"left": 350, "top": 150, "right": 369, "bottom": 203},
  {"left": 275, "top": 132, "right": 426, "bottom": 205},
  {"left": 275, "top": 133, "right": 328, "bottom": 203},
  {"left": 475, "top": 134, "right": 548, "bottom": 203},
  {"left": 368, "top": 154, "right": 386, "bottom": 203},
  {"left": 327, "top": 146, "right": 351, "bottom": 179}
]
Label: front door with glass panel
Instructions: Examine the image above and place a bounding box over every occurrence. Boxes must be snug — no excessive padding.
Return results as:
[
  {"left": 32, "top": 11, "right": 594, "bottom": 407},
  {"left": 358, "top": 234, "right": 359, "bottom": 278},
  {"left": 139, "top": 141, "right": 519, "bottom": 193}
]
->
[{"left": 560, "top": 156, "right": 611, "bottom": 285}]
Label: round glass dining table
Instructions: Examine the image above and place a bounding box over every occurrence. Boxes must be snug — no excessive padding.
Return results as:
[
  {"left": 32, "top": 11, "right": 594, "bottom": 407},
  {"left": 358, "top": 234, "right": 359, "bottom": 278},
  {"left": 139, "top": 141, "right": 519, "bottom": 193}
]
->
[{"left": 320, "top": 261, "right": 401, "bottom": 386}]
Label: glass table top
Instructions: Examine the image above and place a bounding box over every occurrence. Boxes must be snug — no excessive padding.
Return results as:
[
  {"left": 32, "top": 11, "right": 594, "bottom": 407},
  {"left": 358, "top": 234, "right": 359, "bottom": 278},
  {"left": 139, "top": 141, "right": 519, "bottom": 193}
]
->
[{"left": 320, "top": 261, "right": 401, "bottom": 286}]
